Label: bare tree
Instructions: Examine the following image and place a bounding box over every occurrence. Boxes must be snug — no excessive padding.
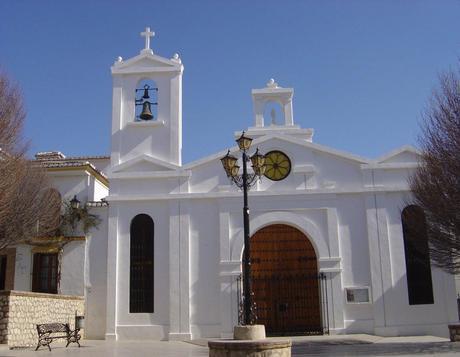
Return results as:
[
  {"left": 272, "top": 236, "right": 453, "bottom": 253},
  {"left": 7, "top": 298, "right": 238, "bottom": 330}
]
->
[
  {"left": 409, "top": 67, "right": 460, "bottom": 274},
  {"left": 0, "top": 73, "right": 25, "bottom": 154},
  {"left": 0, "top": 72, "right": 61, "bottom": 249}
]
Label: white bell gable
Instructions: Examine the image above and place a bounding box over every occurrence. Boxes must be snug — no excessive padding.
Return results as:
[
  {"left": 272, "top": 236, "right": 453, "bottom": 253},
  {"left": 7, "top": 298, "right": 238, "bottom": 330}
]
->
[
  {"left": 243, "top": 78, "right": 313, "bottom": 141},
  {"left": 110, "top": 27, "right": 184, "bottom": 170}
]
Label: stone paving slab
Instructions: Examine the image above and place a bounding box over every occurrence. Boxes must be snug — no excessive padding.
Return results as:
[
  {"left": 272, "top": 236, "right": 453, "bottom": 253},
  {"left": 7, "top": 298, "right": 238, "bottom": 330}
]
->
[
  {"left": 0, "top": 336, "right": 458, "bottom": 357},
  {"left": 0, "top": 341, "right": 208, "bottom": 357},
  {"left": 291, "top": 341, "right": 460, "bottom": 356}
]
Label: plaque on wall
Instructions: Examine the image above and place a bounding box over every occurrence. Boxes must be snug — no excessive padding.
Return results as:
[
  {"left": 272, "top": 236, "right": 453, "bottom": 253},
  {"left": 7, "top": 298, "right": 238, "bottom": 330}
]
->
[{"left": 346, "top": 287, "right": 370, "bottom": 304}]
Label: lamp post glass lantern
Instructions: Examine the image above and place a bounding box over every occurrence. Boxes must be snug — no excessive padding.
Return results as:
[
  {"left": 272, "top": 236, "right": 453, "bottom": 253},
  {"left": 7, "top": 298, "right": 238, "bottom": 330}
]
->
[
  {"left": 220, "top": 131, "right": 266, "bottom": 326},
  {"left": 70, "top": 195, "right": 80, "bottom": 210}
]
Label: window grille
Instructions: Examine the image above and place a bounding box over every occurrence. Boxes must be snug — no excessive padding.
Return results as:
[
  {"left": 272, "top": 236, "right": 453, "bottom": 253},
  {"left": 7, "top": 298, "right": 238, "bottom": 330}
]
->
[
  {"left": 130, "top": 214, "right": 154, "bottom": 313},
  {"left": 401, "top": 205, "right": 434, "bottom": 305},
  {"left": 32, "top": 253, "right": 58, "bottom": 294}
]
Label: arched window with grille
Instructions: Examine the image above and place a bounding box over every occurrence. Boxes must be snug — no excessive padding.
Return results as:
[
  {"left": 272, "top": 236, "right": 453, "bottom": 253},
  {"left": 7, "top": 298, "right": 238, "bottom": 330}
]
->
[
  {"left": 401, "top": 205, "right": 434, "bottom": 305},
  {"left": 130, "top": 214, "right": 154, "bottom": 313}
]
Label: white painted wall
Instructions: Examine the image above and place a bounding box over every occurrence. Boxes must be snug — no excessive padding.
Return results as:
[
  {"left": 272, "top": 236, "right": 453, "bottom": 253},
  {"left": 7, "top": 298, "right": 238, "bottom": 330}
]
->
[
  {"left": 85, "top": 206, "right": 109, "bottom": 339},
  {"left": 107, "top": 152, "right": 458, "bottom": 340},
  {"left": 189, "top": 201, "right": 221, "bottom": 337},
  {"left": 87, "top": 158, "right": 110, "bottom": 175},
  {"left": 9, "top": 161, "right": 109, "bottom": 339},
  {"left": 93, "top": 179, "right": 109, "bottom": 201},
  {"left": 13, "top": 242, "right": 87, "bottom": 297},
  {"left": 48, "top": 173, "right": 91, "bottom": 203},
  {"left": 60, "top": 241, "right": 85, "bottom": 296},
  {"left": 110, "top": 201, "right": 171, "bottom": 340},
  {"left": 13, "top": 245, "right": 32, "bottom": 291}
]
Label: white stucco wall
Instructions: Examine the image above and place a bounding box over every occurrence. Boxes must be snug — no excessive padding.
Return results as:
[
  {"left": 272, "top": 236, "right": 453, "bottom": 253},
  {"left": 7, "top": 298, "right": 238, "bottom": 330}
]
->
[
  {"left": 189, "top": 200, "right": 221, "bottom": 337},
  {"left": 93, "top": 178, "right": 109, "bottom": 202},
  {"left": 107, "top": 201, "right": 172, "bottom": 340},
  {"left": 105, "top": 139, "right": 458, "bottom": 340},
  {"left": 60, "top": 241, "right": 85, "bottom": 296},
  {"left": 48, "top": 169, "right": 108, "bottom": 203},
  {"left": 13, "top": 245, "right": 32, "bottom": 291},
  {"left": 48, "top": 173, "right": 91, "bottom": 203},
  {"left": 85, "top": 206, "right": 109, "bottom": 339},
  {"left": 88, "top": 158, "right": 110, "bottom": 175}
]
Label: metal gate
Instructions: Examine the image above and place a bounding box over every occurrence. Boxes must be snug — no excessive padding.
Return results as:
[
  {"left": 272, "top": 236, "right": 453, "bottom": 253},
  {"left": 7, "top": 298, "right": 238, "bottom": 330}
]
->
[{"left": 237, "top": 272, "right": 329, "bottom": 336}]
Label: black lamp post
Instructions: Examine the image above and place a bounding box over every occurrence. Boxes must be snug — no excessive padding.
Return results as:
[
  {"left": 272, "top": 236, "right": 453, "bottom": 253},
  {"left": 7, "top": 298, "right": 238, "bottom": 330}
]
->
[{"left": 220, "top": 132, "right": 266, "bottom": 325}]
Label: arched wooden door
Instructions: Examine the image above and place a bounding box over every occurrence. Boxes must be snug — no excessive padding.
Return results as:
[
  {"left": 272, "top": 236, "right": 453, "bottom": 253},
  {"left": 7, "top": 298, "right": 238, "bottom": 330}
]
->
[{"left": 249, "top": 224, "right": 322, "bottom": 335}]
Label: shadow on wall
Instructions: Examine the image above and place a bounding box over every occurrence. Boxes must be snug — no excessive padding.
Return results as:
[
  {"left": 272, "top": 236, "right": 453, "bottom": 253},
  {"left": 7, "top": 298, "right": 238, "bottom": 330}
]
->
[{"left": 346, "top": 266, "right": 457, "bottom": 337}]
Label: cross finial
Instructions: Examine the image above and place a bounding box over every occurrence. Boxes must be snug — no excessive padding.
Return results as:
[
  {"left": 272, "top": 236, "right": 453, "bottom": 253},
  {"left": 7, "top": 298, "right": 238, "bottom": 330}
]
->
[{"left": 140, "top": 27, "right": 155, "bottom": 52}]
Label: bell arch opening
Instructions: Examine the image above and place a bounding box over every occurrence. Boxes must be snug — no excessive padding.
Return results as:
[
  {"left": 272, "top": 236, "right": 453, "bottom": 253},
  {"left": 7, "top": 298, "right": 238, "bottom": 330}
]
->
[
  {"left": 245, "top": 224, "right": 326, "bottom": 335},
  {"left": 134, "top": 79, "right": 158, "bottom": 121},
  {"left": 263, "top": 100, "right": 284, "bottom": 126}
]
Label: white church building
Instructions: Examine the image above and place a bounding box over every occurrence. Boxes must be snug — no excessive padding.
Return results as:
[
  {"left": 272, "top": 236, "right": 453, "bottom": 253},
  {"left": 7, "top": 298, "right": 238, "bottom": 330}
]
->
[{"left": 4, "top": 28, "right": 459, "bottom": 342}]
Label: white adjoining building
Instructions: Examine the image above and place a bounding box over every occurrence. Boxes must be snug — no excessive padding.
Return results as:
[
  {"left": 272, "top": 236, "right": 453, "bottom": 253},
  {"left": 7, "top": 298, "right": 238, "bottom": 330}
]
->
[{"left": 2, "top": 28, "right": 458, "bottom": 343}]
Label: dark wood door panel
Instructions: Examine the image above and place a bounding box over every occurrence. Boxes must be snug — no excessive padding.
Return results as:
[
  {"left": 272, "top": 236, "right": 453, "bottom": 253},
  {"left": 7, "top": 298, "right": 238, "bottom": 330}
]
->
[{"left": 250, "top": 224, "right": 322, "bottom": 335}]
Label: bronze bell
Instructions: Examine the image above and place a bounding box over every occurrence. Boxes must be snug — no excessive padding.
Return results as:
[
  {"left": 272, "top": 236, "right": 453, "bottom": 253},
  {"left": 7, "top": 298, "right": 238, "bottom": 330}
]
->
[
  {"left": 139, "top": 101, "right": 153, "bottom": 120},
  {"left": 142, "top": 85, "right": 150, "bottom": 99}
]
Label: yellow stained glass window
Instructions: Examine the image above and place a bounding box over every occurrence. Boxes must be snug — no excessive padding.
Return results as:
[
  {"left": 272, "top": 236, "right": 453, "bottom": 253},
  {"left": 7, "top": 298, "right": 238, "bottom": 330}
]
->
[{"left": 264, "top": 151, "right": 291, "bottom": 181}]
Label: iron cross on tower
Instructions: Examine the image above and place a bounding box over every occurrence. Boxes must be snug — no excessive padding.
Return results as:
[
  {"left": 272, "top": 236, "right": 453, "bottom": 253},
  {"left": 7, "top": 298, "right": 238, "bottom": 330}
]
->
[{"left": 141, "top": 27, "right": 155, "bottom": 51}]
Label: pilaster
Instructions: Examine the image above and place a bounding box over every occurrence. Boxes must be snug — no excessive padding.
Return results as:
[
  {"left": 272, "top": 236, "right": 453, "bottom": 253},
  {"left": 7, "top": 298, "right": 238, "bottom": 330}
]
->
[
  {"left": 365, "top": 192, "right": 392, "bottom": 331},
  {"left": 105, "top": 204, "right": 119, "bottom": 340},
  {"left": 168, "top": 200, "right": 191, "bottom": 340}
]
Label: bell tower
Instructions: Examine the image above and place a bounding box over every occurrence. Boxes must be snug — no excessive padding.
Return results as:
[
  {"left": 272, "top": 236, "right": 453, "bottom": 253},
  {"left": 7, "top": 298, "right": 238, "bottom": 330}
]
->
[
  {"left": 243, "top": 78, "right": 313, "bottom": 142},
  {"left": 110, "top": 27, "right": 184, "bottom": 167}
]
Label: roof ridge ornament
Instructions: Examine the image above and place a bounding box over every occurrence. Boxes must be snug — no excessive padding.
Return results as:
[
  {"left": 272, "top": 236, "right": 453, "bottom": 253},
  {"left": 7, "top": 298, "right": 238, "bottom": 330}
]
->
[
  {"left": 140, "top": 27, "right": 155, "bottom": 54},
  {"left": 171, "top": 53, "right": 182, "bottom": 63},
  {"left": 266, "top": 78, "right": 279, "bottom": 89}
]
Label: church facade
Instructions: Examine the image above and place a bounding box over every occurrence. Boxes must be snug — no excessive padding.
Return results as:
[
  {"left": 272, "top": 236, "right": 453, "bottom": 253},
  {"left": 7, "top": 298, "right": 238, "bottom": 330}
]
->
[
  {"left": 6, "top": 28, "right": 459, "bottom": 342},
  {"left": 100, "top": 29, "right": 458, "bottom": 340}
]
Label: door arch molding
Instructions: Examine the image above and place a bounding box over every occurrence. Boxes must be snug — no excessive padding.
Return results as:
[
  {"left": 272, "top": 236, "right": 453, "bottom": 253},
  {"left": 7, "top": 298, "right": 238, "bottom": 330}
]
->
[{"left": 231, "top": 211, "right": 329, "bottom": 261}]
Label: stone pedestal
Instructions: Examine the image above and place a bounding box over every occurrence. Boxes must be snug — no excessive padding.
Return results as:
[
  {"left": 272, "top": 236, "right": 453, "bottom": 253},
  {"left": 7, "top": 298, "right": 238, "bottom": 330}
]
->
[
  {"left": 448, "top": 324, "right": 460, "bottom": 342},
  {"left": 233, "top": 325, "right": 266, "bottom": 340},
  {"left": 208, "top": 339, "right": 292, "bottom": 357}
]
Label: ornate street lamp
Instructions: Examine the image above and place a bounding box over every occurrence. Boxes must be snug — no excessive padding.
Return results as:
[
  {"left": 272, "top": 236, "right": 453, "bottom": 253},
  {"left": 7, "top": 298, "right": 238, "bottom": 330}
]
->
[
  {"left": 70, "top": 195, "right": 80, "bottom": 210},
  {"left": 220, "top": 131, "right": 266, "bottom": 325}
]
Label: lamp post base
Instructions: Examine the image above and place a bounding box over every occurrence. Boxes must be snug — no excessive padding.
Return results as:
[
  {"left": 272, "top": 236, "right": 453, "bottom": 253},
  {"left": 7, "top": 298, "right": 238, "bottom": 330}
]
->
[
  {"left": 208, "top": 325, "right": 292, "bottom": 356},
  {"left": 209, "top": 338, "right": 291, "bottom": 357},
  {"left": 233, "top": 325, "right": 266, "bottom": 340}
]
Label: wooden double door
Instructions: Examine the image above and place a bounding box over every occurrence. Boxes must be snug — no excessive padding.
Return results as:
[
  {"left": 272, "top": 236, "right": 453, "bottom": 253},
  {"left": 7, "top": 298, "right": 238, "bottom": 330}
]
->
[{"left": 249, "top": 224, "right": 323, "bottom": 335}]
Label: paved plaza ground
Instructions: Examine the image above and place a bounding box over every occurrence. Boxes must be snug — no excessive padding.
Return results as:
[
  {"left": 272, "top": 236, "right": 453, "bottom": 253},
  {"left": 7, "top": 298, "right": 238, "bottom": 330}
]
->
[{"left": 1, "top": 335, "right": 460, "bottom": 357}]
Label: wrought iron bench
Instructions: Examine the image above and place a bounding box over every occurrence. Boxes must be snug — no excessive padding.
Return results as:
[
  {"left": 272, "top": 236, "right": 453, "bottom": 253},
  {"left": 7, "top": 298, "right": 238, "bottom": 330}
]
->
[{"left": 35, "top": 322, "right": 81, "bottom": 351}]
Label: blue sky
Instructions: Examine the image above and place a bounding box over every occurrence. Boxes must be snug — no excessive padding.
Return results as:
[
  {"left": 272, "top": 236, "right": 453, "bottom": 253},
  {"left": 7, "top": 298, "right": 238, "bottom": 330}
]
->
[{"left": 1, "top": 1, "right": 459, "bottom": 163}]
